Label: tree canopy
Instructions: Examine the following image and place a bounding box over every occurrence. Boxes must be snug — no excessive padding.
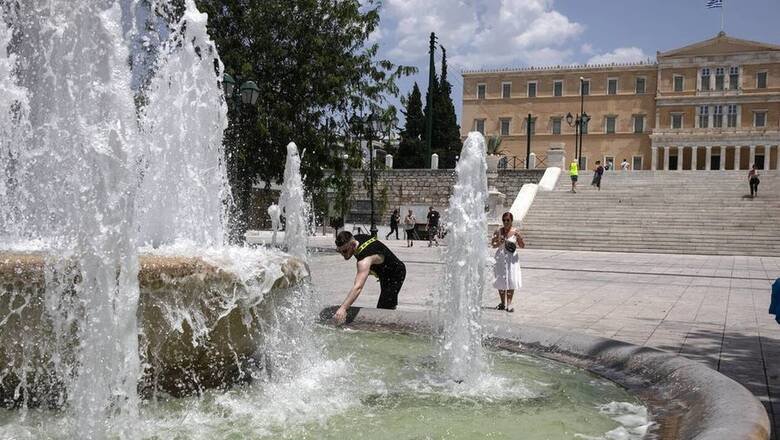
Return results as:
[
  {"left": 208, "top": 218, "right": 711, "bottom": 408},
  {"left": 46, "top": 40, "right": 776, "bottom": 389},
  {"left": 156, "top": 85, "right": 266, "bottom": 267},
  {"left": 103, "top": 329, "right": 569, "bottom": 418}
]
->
[
  {"left": 193, "top": 0, "right": 415, "bottom": 241},
  {"left": 395, "top": 83, "right": 426, "bottom": 168}
]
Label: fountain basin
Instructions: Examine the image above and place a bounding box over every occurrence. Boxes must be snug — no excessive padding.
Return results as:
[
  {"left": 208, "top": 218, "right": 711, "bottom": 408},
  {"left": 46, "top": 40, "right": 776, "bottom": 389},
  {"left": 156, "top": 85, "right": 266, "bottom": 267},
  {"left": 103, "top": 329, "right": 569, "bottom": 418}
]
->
[
  {"left": 0, "top": 251, "right": 309, "bottom": 406},
  {"left": 320, "top": 307, "right": 770, "bottom": 440}
]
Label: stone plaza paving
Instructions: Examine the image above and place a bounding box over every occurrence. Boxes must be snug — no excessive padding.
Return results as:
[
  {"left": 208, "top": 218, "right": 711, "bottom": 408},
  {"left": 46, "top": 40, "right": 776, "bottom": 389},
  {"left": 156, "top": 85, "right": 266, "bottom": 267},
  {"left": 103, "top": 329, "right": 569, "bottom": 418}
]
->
[{"left": 299, "top": 234, "right": 780, "bottom": 438}]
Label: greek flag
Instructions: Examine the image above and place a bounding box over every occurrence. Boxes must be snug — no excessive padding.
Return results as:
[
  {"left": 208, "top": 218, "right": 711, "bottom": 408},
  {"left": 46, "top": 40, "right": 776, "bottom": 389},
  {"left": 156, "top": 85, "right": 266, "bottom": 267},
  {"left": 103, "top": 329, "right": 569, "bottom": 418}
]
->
[{"left": 706, "top": 0, "right": 723, "bottom": 8}]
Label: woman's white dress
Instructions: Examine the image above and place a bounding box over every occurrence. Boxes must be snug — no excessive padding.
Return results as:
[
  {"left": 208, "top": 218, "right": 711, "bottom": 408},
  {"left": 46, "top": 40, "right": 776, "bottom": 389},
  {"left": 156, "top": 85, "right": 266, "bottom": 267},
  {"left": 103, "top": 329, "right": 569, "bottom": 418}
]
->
[{"left": 493, "top": 234, "right": 522, "bottom": 290}]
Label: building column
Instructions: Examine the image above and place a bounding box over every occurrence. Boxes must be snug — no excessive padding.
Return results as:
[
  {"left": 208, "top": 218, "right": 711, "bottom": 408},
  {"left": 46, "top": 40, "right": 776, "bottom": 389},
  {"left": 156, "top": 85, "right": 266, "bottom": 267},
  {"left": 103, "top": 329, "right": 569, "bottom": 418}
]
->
[
  {"left": 733, "top": 145, "right": 741, "bottom": 170},
  {"left": 663, "top": 146, "right": 670, "bottom": 171},
  {"left": 720, "top": 146, "right": 726, "bottom": 170},
  {"left": 705, "top": 146, "right": 712, "bottom": 170},
  {"left": 765, "top": 146, "right": 772, "bottom": 171},
  {"left": 651, "top": 146, "right": 658, "bottom": 171},
  {"left": 677, "top": 146, "right": 684, "bottom": 171},
  {"left": 691, "top": 146, "right": 698, "bottom": 170},
  {"left": 749, "top": 145, "right": 756, "bottom": 168}
]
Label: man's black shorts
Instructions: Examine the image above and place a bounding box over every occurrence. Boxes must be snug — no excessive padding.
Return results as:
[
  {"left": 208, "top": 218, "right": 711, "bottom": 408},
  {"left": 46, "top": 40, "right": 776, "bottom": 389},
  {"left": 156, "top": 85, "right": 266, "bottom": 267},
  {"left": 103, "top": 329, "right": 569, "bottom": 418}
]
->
[
  {"left": 570, "top": 175, "right": 578, "bottom": 182},
  {"left": 377, "top": 264, "right": 406, "bottom": 309}
]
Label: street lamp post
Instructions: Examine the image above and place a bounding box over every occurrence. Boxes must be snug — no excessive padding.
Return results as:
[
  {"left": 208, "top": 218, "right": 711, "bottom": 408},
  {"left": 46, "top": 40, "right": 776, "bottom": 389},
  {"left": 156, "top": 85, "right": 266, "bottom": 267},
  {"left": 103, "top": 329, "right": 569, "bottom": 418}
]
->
[
  {"left": 565, "top": 79, "right": 590, "bottom": 170},
  {"left": 222, "top": 73, "right": 261, "bottom": 243},
  {"left": 350, "top": 113, "right": 385, "bottom": 238}
]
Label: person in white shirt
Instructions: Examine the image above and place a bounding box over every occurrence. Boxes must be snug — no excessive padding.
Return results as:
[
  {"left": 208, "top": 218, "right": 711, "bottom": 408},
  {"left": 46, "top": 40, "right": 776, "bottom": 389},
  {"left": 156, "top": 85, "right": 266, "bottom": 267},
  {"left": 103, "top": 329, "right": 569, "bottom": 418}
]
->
[{"left": 621, "top": 159, "right": 630, "bottom": 171}]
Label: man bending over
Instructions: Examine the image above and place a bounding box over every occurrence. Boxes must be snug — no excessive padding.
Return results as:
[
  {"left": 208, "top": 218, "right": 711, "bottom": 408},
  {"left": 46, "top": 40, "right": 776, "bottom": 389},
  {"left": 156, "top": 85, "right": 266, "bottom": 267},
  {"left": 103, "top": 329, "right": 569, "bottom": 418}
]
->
[{"left": 332, "top": 231, "right": 406, "bottom": 324}]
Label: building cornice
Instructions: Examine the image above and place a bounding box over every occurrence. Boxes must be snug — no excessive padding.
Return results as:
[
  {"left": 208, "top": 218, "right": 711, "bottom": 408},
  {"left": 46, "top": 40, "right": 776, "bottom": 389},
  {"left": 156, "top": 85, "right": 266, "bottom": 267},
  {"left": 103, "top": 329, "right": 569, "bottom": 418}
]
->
[
  {"left": 461, "top": 62, "right": 657, "bottom": 76},
  {"left": 650, "top": 129, "right": 780, "bottom": 146},
  {"left": 656, "top": 95, "right": 780, "bottom": 106}
]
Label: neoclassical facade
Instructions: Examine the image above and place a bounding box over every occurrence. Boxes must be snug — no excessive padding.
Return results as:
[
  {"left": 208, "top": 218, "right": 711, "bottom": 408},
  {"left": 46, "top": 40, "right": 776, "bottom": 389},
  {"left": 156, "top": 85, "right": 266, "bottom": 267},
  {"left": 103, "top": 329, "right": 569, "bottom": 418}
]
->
[{"left": 461, "top": 32, "right": 780, "bottom": 170}]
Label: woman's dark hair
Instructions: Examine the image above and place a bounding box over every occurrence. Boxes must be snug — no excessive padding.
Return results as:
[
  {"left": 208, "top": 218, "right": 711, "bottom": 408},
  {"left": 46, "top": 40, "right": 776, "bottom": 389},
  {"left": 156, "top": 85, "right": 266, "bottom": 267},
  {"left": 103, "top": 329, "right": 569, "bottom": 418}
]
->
[{"left": 501, "top": 212, "right": 513, "bottom": 222}]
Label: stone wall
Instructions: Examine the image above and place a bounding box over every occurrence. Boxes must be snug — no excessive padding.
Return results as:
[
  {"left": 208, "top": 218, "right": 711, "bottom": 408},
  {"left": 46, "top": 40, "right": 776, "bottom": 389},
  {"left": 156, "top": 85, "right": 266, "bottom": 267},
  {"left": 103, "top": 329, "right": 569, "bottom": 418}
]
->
[
  {"left": 247, "top": 168, "right": 545, "bottom": 229},
  {"left": 347, "top": 168, "right": 544, "bottom": 222}
]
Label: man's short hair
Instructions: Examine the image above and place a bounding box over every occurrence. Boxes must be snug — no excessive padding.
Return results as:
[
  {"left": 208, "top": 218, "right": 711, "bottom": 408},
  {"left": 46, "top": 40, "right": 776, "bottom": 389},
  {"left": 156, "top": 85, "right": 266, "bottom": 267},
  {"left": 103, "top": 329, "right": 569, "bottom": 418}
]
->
[{"left": 335, "top": 231, "right": 353, "bottom": 247}]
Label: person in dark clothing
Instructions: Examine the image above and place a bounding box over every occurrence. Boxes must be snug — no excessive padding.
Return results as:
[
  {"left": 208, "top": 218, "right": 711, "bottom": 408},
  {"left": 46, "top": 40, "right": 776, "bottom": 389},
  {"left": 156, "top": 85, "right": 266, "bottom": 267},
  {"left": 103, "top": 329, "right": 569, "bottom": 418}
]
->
[
  {"left": 386, "top": 209, "right": 400, "bottom": 240},
  {"left": 332, "top": 231, "right": 406, "bottom": 324},
  {"left": 591, "top": 160, "right": 604, "bottom": 190},
  {"left": 749, "top": 164, "right": 760, "bottom": 198},
  {"left": 426, "top": 206, "right": 440, "bottom": 247}
]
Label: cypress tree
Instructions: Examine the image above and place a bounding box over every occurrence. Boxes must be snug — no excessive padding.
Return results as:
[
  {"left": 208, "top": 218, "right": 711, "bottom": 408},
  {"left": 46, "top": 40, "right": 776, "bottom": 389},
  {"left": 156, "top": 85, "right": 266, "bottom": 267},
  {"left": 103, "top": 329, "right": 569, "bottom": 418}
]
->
[
  {"left": 432, "top": 48, "right": 462, "bottom": 168},
  {"left": 396, "top": 83, "right": 426, "bottom": 168}
]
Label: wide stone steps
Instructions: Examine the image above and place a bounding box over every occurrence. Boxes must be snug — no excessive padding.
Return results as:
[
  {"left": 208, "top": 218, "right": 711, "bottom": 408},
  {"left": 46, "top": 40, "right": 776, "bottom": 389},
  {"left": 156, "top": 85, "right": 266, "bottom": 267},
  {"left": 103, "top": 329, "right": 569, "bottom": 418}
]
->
[{"left": 520, "top": 171, "right": 780, "bottom": 256}]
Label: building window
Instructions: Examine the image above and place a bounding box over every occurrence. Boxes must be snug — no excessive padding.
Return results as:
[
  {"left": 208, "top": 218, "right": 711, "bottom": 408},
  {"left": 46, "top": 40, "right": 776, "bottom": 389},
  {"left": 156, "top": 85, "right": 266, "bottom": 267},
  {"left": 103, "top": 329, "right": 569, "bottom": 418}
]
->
[
  {"left": 501, "top": 82, "right": 511, "bottom": 99},
  {"left": 727, "top": 105, "right": 738, "bottom": 127},
  {"left": 605, "top": 116, "right": 616, "bottom": 134},
  {"left": 632, "top": 155, "right": 643, "bottom": 171},
  {"left": 673, "top": 75, "right": 684, "bottom": 92},
  {"left": 698, "top": 105, "right": 709, "bottom": 128},
  {"left": 671, "top": 114, "right": 683, "bottom": 129},
  {"left": 553, "top": 80, "right": 563, "bottom": 97},
  {"left": 475, "top": 119, "right": 485, "bottom": 134},
  {"left": 635, "top": 77, "right": 646, "bottom": 94},
  {"left": 527, "top": 81, "right": 537, "bottom": 98},
  {"left": 715, "top": 67, "right": 725, "bottom": 91},
  {"left": 757, "top": 71, "right": 767, "bottom": 89},
  {"left": 713, "top": 105, "right": 723, "bottom": 128},
  {"left": 580, "top": 80, "right": 590, "bottom": 96},
  {"left": 633, "top": 115, "right": 644, "bottom": 133},
  {"left": 700, "top": 68, "right": 710, "bottom": 91},
  {"left": 608, "top": 78, "right": 618, "bottom": 95},
  {"left": 551, "top": 117, "right": 562, "bottom": 135},
  {"left": 499, "top": 118, "right": 511, "bottom": 136},
  {"left": 729, "top": 67, "right": 739, "bottom": 90},
  {"left": 755, "top": 111, "right": 767, "bottom": 128},
  {"left": 477, "top": 83, "right": 486, "bottom": 99}
]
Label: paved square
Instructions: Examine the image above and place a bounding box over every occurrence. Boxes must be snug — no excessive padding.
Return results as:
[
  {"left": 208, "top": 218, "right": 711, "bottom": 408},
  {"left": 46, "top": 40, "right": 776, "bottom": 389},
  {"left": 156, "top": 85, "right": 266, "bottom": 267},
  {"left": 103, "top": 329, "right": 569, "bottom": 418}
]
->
[{"left": 305, "top": 236, "right": 780, "bottom": 438}]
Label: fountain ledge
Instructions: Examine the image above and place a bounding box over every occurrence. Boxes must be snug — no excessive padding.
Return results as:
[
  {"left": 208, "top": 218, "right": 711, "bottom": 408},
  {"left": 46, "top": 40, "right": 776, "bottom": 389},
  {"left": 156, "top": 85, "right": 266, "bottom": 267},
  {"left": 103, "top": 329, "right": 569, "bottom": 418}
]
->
[{"left": 319, "top": 306, "right": 769, "bottom": 440}]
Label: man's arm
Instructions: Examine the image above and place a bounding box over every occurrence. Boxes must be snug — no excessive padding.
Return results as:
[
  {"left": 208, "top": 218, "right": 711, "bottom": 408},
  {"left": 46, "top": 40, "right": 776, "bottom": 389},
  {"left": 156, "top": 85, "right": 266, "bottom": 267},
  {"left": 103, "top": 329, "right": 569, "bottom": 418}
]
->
[{"left": 333, "top": 255, "right": 381, "bottom": 324}]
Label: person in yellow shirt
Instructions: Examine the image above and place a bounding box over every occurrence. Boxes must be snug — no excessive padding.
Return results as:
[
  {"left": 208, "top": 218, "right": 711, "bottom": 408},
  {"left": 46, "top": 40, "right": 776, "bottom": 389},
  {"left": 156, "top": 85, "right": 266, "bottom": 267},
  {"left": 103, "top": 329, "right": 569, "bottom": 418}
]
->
[{"left": 569, "top": 159, "right": 579, "bottom": 193}]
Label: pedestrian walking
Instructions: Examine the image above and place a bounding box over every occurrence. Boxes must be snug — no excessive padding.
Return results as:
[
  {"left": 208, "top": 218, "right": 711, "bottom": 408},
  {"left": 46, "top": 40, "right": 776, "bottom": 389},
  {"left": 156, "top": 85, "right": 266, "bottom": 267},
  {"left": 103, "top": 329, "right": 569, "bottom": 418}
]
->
[
  {"left": 569, "top": 160, "right": 579, "bottom": 193},
  {"left": 749, "top": 164, "right": 760, "bottom": 198},
  {"left": 385, "top": 209, "right": 400, "bottom": 240},
  {"left": 591, "top": 160, "right": 604, "bottom": 191},
  {"left": 403, "top": 209, "right": 416, "bottom": 247},
  {"left": 426, "top": 206, "right": 440, "bottom": 247},
  {"left": 621, "top": 158, "right": 630, "bottom": 171}
]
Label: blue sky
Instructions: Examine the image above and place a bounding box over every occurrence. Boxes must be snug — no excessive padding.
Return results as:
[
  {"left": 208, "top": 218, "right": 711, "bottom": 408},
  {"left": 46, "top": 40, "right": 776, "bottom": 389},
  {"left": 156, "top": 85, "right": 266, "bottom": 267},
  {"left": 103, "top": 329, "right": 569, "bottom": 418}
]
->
[{"left": 371, "top": 0, "right": 780, "bottom": 127}]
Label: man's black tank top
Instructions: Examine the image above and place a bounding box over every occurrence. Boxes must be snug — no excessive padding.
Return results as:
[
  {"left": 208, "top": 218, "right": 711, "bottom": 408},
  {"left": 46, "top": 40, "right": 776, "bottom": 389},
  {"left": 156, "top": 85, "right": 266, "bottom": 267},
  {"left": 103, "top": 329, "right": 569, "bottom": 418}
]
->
[{"left": 353, "top": 234, "right": 404, "bottom": 282}]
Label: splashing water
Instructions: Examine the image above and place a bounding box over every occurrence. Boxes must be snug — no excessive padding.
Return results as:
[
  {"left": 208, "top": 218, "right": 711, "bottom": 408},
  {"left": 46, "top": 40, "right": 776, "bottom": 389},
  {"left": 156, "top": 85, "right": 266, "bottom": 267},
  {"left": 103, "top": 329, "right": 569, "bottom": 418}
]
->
[
  {"left": 436, "top": 132, "right": 489, "bottom": 382},
  {"left": 279, "top": 141, "right": 309, "bottom": 262},
  {"left": 0, "top": 11, "right": 28, "bottom": 241},
  {"left": 4, "top": 2, "right": 143, "bottom": 437},
  {"left": 137, "top": 0, "right": 229, "bottom": 247}
]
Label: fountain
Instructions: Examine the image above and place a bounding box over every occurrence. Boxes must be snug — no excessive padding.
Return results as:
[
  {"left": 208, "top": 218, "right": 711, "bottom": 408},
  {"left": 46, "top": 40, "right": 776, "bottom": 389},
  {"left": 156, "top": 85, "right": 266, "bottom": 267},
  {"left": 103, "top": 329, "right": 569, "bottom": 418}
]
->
[
  {"left": 0, "top": 1, "right": 308, "bottom": 438},
  {"left": 436, "top": 131, "right": 489, "bottom": 382},
  {"left": 0, "top": 1, "right": 770, "bottom": 439}
]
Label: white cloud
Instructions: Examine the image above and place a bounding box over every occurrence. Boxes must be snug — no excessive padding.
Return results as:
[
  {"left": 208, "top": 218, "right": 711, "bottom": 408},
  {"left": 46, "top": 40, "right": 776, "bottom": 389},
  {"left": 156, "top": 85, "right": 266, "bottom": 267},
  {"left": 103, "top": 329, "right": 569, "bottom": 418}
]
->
[
  {"left": 580, "top": 43, "right": 594, "bottom": 55},
  {"left": 586, "top": 47, "right": 649, "bottom": 65},
  {"left": 380, "top": 0, "right": 584, "bottom": 70}
]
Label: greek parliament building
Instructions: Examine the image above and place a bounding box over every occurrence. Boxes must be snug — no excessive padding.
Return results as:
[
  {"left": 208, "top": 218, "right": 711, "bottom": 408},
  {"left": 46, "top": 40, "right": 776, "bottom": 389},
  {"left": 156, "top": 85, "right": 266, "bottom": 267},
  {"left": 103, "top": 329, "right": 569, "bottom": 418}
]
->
[{"left": 461, "top": 32, "right": 780, "bottom": 171}]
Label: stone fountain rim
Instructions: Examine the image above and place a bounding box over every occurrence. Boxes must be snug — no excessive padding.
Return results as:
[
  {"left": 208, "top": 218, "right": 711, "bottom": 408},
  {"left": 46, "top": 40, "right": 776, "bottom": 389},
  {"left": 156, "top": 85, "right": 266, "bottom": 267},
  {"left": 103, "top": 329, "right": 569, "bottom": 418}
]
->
[{"left": 319, "top": 306, "right": 769, "bottom": 440}]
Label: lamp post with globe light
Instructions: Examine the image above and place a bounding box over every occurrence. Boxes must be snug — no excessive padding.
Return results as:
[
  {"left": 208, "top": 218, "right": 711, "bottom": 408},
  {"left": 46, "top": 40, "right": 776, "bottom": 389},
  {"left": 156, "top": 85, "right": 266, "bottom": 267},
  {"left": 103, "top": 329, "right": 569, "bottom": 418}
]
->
[{"left": 350, "top": 112, "right": 385, "bottom": 238}]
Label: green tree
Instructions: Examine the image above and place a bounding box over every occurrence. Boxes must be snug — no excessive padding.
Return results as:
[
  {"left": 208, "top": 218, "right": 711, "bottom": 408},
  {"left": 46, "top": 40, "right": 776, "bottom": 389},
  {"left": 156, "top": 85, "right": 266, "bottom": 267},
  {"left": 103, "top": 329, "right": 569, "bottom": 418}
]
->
[
  {"left": 194, "top": 0, "right": 415, "bottom": 242},
  {"left": 395, "top": 83, "right": 426, "bottom": 168},
  {"left": 430, "top": 48, "right": 461, "bottom": 168}
]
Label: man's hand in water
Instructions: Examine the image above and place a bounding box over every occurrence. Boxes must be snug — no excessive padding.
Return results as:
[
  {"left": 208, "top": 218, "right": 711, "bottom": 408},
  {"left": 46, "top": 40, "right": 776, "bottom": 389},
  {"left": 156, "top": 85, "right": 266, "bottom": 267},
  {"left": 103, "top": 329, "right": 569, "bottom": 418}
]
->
[{"left": 333, "top": 306, "right": 347, "bottom": 325}]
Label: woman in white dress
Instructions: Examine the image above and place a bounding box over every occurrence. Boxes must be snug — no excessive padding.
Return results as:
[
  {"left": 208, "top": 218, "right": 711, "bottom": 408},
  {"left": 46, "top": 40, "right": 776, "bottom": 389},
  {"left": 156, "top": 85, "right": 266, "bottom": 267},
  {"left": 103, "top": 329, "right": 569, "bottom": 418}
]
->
[{"left": 491, "top": 212, "right": 524, "bottom": 312}]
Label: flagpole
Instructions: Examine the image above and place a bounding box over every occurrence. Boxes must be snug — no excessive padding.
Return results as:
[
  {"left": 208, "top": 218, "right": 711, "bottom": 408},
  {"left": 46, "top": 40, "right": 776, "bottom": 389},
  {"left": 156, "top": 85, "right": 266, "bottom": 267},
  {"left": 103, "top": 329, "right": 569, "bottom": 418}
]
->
[{"left": 721, "top": 0, "right": 725, "bottom": 32}]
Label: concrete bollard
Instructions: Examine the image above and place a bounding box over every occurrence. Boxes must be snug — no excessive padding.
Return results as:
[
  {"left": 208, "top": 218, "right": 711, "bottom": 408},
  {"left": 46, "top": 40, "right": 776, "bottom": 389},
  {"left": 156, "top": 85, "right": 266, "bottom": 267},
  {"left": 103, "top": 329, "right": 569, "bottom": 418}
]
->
[
  {"left": 529, "top": 153, "right": 536, "bottom": 169},
  {"left": 385, "top": 154, "right": 393, "bottom": 169},
  {"left": 431, "top": 153, "right": 439, "bottom": 169}
]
